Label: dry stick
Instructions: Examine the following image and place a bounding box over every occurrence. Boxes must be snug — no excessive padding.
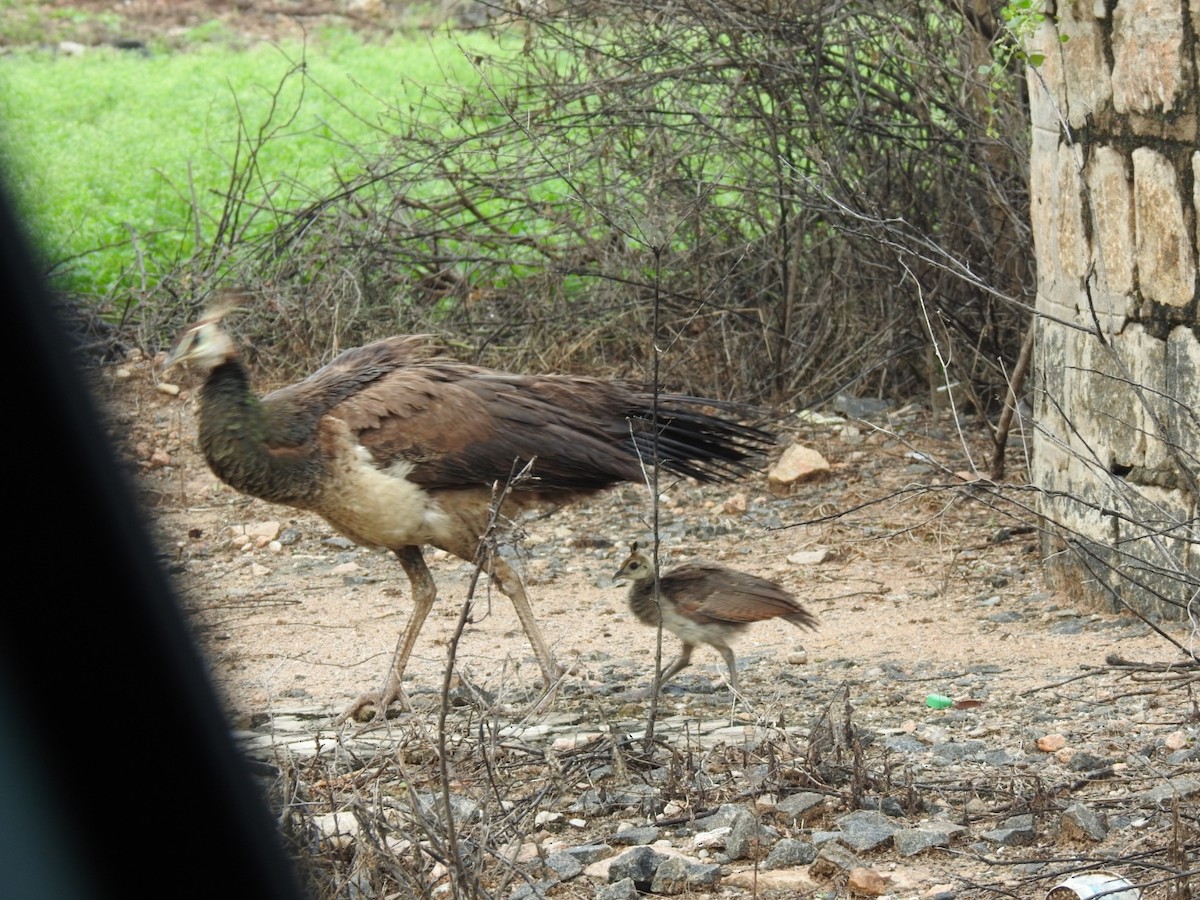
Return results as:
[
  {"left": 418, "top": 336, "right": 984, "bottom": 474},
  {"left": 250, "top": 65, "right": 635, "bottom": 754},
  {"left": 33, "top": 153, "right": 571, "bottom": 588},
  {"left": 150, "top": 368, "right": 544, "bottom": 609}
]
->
[
  {"left": 905, "top": 261, "right": 977, "bottom": 473},
  {"left": 434, "top": 458, "right": 536, "bottom": 900},
  {"left": 645, "top": 243, "right": 666, "bottom": 757},
  {"left": 989, "top": 313, "right": 1035, "bottom": 480}
]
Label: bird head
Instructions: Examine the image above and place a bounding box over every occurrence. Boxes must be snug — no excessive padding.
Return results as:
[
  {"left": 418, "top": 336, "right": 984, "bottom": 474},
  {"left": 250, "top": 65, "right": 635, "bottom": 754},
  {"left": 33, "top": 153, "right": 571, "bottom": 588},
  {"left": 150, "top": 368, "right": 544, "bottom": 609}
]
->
[
  {"left": 612, "top": 541, "right": 654, "bottom": 585},
  {"left": 162, "top": 298, "right": 241, "bottom": 375}
]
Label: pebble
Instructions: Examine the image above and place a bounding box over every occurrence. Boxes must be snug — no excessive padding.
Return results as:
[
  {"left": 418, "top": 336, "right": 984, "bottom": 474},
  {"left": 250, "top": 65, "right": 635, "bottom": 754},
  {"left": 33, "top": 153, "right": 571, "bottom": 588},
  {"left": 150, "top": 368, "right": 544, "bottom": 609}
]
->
[
  {"left": 981, "top": 814, "right": 1035, "bottom": 846},
  {"left": 763, "top": 837, "right": 817, "bottom": 868},
  {"left": 1059, "top": 802, "right": 1107, "bottom": 842},
  {"left": 847, "top": 866, "right": 891, "bottom": 896},
  {"left": 724, "top": 809, "right": 780, "bottom": 859},
  {"left": 1037, "top": 733, "right": 1067, "bottom": 752}
]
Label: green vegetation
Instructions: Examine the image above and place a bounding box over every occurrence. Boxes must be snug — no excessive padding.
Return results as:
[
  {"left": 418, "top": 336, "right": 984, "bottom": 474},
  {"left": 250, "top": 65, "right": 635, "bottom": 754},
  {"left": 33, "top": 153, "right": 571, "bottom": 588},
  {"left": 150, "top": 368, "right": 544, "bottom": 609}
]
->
[{"left": 0, "top": 29, "right": 512, "bottom": 299}]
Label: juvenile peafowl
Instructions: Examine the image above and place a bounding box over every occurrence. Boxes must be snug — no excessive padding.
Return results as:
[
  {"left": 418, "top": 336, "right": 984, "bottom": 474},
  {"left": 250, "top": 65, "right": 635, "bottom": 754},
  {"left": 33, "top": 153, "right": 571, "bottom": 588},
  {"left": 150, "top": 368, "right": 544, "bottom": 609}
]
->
[{"left": 613, "top": 542, "right": 817, "bottom": 694}]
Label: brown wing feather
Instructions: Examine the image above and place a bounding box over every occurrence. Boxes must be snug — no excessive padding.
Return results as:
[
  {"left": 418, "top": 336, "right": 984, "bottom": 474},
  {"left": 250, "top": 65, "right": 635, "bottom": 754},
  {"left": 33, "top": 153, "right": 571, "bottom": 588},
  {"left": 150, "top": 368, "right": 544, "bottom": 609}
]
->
[
  {"left": 265, "top": 334, "right": 445, "bottom": 412},
  {"left": 333, "top": 366, "right": 651, "bottom": 493},
  {"left": 662, "top": 564, "right": 817, "bottom": 628},
  {"left": 255, "top": 335, "right": 447, "bottom": 452}
]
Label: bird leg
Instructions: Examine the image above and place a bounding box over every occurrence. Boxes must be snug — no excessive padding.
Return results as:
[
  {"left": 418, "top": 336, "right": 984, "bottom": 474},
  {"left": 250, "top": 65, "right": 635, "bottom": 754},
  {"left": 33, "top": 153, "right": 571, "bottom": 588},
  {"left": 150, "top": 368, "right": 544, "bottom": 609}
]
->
[
  {"left": 655, "top": 642, "right": 696, "bottom": 691},
  {"left": 337, "top": 545, "right": 437, "bottom": 724},
  {"left": 483, "top": 551, "right": 567, "bottom": 695},
  {"left": 713, "top": 643, "right": 741, "bottom": 693},
  {"left": 338, "top": 543, "right": 566, "bottom": 724},
  {"left": 653, "top": 642, "right": 743, "bottom": 694}
]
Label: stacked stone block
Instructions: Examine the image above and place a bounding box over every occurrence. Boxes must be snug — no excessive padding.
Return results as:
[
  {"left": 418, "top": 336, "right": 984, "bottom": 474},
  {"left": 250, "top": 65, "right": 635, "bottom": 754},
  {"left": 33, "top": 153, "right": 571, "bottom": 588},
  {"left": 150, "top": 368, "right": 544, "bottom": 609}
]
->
[{"left": 1027, "top": 0, "right": 1197, "bottom": 619}]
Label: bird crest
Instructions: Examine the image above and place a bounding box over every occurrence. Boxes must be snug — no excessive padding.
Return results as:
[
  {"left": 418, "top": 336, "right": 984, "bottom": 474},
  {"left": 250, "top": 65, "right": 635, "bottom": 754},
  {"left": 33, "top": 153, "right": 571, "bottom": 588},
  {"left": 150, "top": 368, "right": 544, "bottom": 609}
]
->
[{"left": 162, "top": 291, "right": 249, "bottom": 373}]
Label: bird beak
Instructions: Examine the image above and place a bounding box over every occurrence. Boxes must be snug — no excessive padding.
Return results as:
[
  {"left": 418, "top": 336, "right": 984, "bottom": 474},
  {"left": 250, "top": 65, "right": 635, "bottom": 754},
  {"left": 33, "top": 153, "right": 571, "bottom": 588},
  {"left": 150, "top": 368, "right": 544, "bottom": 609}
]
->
[{"left": 161, "top": 344, "right": 185, "bottom": 375}]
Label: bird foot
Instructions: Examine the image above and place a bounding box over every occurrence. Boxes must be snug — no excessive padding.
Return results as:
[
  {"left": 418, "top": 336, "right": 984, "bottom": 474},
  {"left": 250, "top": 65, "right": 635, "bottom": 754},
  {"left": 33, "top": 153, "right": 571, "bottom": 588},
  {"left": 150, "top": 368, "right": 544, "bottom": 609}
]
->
[
  {"left": 510, "top": 662, "right": 573, "bottom": 718},
  {"left": 335, "top": 685, "right": 413, "bottom": 725}
]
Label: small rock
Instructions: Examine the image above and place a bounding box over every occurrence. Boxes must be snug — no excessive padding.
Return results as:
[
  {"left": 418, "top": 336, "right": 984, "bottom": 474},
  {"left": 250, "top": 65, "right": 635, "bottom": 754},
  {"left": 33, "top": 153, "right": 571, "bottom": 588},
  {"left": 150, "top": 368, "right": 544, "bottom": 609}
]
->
[
  {"left": 981, "top": 814, "right": 1035, "bottom": 846},
  {"left": 510, "top": 879, "right": 555, "bottom": 899},
  {"left": 833, "top": 393, "right": 890, "bottom": 419},
  {"left": 551, "top": 732, "right": 602, "bottom": 751},
  {"left": 1050, "top": 620, "right": 1084, "bottom": 635},
  {"left": 808, "top": 841, "right": 862, "bottom": 877},
  {"left": 775, "top": 791, "right": 826, "bottom": 824},
  {"left": 834, "top": 809, "right": 899, "bottom": 851},
  {"left": 309, "top": 811, "right": 359, "bottom": 847},
  {"left": 693, "top": 803, "right": 746, "bottom": 829},
  {"left": 692, "top": 827, "right": 729, "bottom": 850},
  {"left": 893, "top": 828, "right": 950, "bottom": 857},
  {"left": 1068, "top": 751, "right": 1111, "bottom": 772},
  {"left": 544, "top": 852, "right": 583, "bottom": 879},
  {"left": 964, "top": 798, "right": 989, "bottom": 816},
  {"left": 559, "top": 844, "right": 611, "bottom": 865},
  {"left": 763, "top": 837, "right": 817, "bottom": 868},
  {"left": 596, "top": 878, "right": 638, "bottom": 900},
  {"left": 243, "top": 521, "right": 282, "bottom": 541},
  {"left": 988, "top": 610, "right": 1024, "bottom": 623},
  {"left": 933, "top": 740, "right": 986, "bottom": 761},
  {"left": 768, "top": 444, "right": 831, "bottom": 487},
  {"left": 1142, "top": 776, "right": 1200, "bottom": 805},
  {"left": 785, "top": 549, "right": 830, "bottom": 565},
  {"left": 1059, "top": 802, "right": 1107, "bottom": 842},
  {"left": 414, "top": 793, "right": 481, "bottom": 824},
  {"left": 725, "top": 868, "right": 820, "bottom": 891},
  {"left": 847, "top": 866, "right": 891, "bottom": 896},
  {"left": 722, "top": 493, "right": 747, "bottom": 514},
  {"left": 606, "top": 846, "right": 666, "bottom": 885},
  {"left": 534, "top": 810, "right": 565, "bottom": 832},
  {"left": 1037, "top": 734, "right": 1067, "bottom": 752},
  {"left": 156, "top": 381, "right": 181, "bottom": 396},
  {"left": 786, "top": 649, "right": 809, "bottom": 665},
  {"left": 650, "top": 857, "right": 721, "bottom": 894},
  {"left": 1163, "top": 730, "right": 1188, "bottom": 751},
  {"left": 608, "top": 826, "right": 659, "bottom": 846},
  {"left": 724, "top": 809, "right": 780, "bottom": 860}
]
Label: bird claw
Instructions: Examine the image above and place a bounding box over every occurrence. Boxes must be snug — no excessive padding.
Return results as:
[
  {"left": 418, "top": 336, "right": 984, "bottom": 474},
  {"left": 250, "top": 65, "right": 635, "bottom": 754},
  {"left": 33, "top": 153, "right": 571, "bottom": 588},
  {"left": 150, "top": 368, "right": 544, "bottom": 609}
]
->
[{"left": 335, "top": 686, "right": 412, "bottom": 725}]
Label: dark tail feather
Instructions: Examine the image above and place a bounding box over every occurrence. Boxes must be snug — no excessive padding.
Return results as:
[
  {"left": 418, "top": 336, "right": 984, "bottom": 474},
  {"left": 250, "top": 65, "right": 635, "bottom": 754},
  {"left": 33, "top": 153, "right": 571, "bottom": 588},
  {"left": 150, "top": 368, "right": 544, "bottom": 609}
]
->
[
  {"left": 786, "top": 608, "right": 819, "bottom": 630},
  {"left": 626, "top": 397, "right": 777, "bottom": 483}
]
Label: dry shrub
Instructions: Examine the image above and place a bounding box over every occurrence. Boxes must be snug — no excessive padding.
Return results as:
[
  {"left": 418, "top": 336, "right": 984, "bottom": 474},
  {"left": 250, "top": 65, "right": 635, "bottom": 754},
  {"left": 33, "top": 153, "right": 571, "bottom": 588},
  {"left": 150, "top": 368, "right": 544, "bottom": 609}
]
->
[{"left": 131, "top": 0, "right": 1031, "bottom": 412}]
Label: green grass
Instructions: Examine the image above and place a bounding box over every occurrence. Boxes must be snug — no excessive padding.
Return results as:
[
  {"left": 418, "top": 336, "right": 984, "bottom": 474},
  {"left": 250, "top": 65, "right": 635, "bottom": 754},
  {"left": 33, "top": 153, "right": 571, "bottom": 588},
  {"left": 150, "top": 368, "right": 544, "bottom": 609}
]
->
[{"left": 0, "top": 28, "right": 513, "bottom": 299}]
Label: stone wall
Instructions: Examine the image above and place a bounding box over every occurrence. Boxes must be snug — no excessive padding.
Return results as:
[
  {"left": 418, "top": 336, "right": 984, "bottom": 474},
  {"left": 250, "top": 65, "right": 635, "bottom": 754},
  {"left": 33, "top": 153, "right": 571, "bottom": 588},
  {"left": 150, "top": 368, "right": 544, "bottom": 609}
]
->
[{"left": 1027, "top": 0, "right": 1198, "bottom": 620}]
